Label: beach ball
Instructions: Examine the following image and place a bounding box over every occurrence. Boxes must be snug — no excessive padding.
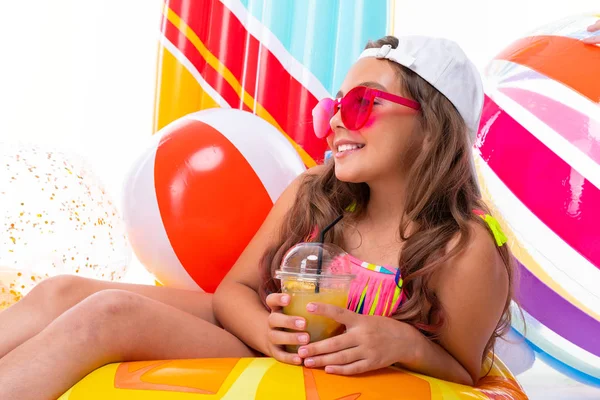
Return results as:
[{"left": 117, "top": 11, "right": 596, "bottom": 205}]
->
[
  {"left": 122, "top": 109, "right": 306, "bottom": 293},
  {"left": 475, "top": 13, "right": 600, "bottom": 385},
  {"left": 0, "top": 142, "right": 132, "bottom": 310}
]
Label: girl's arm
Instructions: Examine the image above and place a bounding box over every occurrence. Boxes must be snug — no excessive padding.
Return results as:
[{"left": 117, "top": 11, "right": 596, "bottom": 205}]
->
[
  {"left": 411, "top": 221, "right": 510, "bottom": 385},
  {"left": 213, "top": 166, "right": 323, "bottom": 356},
  {"left": 395, "top": 321, "right": 477, "bottom": 385}
]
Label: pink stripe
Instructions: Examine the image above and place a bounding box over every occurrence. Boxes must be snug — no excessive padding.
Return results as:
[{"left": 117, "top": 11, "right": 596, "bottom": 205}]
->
[
  {"left": 375, "top": 280, "right": 392, "bottom": 316},
  {"left": 499, "top": 87, "right": 600, "bottom": 164},
  {"left": 477, "top": 95, "right": 600, "bottom": 269},
  {"left": 391, "top": 288, "right": 403, "bottom": 314},
  {"left": 386, "top": 295, "right": 397, "bottom": 316},
  {"left": 386, "top": 284, "right": 396, "bottom": 316},
  {"left": 373, "top": 281, "right": 386, "bottom": 316},
  {"left": 347, "top": 273, "right": 368, "bottom": 311}
]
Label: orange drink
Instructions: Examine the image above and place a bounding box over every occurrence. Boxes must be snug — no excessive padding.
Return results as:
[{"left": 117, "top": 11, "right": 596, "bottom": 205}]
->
[{"left": 275, "top": 243, "right": 355, "bottom": 353}]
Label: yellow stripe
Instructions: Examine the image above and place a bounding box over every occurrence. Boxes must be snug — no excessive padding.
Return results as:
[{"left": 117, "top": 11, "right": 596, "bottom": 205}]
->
[
  {"left": 382, "top": 294, "right": 391, "bottom": 316},
  {"left": 389, "top": 0, "right": 396, "bottom": 36},
  {"left": 163, "top": 7, "right": 317, "bottom": 168},
  {"left": 256, "top": 359, "right": 306, "bottom": 399},
  {"left": 221, "top": 358, "right": 276, "bottom": 399},
  {"left": 153, "top": 44, "right": 220, "bottom": 132},
  {"left": 56, "top": 387, "right": 73, "bottom": 400},
  {"left": 369, "top": 282, "right": 383, "bottom": 315},
  {"left": 356, "top": 285, "right": 368, "bottom": 312},
  {"left": 391, "top": 284, "right": 402, "bottom": 308}
]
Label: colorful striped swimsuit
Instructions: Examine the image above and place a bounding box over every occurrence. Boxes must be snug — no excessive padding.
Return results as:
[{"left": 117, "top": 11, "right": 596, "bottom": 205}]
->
[{"left": 345, "top": 253, "right": 404, "bottom": 317}]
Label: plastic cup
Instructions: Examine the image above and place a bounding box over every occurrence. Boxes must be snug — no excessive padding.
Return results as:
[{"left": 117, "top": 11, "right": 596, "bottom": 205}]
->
[{"left": 275, "top": 242, "right": 355, "bottom": 353}]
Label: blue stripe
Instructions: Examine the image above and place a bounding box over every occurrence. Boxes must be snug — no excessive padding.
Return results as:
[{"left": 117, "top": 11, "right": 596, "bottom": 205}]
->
[
  {"left": 331, "top": 0, "right": 391, "bottom": 94},
  {"left": 510, "top": 329, "right": 600, "bottom": 388},
  {"left": 239, "top": 0, "right": 391, "bottom": 95},
  {"left": 356, "top": 297, "right": 366, "bottom": 314}
]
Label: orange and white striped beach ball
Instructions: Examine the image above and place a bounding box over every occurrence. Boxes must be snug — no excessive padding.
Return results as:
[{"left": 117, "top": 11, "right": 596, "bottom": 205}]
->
[{"left": 122, "top": 109, "right": 306, "bottom": 292}]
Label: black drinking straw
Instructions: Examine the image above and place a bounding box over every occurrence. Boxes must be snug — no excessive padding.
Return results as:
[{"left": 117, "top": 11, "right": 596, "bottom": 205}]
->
[{"left": 315, "top": 214, "right": 344, "bottom": 293}]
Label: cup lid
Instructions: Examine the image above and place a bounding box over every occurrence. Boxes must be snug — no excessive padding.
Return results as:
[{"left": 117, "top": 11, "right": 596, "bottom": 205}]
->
[{"left": 275, "top": 242, "right": 355, "bottom": 280}]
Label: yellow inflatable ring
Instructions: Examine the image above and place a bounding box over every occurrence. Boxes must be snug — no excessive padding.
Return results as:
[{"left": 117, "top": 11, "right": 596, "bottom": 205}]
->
[{"left": 59, "top": 355, "right": 528, "bottom": 399}]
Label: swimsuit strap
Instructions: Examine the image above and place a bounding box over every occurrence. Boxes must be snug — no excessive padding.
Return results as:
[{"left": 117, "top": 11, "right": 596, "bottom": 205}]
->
[{"left": 473, "top": 209, "right": 508, "bottom": 247}]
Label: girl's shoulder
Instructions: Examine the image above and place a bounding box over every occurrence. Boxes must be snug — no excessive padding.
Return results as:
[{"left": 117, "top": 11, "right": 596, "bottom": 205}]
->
[
  {"left": 434, "top": 218, "right": 509, "bottom": 292},
  {"left": 444, "top": 210, "right": 508, "bottom": 260}
]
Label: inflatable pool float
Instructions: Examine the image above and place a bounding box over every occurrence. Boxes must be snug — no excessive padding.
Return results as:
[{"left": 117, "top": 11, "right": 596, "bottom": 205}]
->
[{"left": 59, "top": 355, "right": 527, "bottom": 399}]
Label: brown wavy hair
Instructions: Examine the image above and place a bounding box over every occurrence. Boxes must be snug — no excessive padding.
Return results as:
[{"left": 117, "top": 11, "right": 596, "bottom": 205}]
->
[{"left": 259, "top": 36, "right": 520, "bottom": 365}]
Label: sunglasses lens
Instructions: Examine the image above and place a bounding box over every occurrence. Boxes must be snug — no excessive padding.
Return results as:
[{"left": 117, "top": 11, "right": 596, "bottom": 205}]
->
[
  {"left": 342, "top": 86, "right": 372, "bottom": 130},
  {"left": 312, "top": 98, "right": 335, "bottom": 138},
  {"left": 312, "top": 87, "right": 375, "bottom": 137}
]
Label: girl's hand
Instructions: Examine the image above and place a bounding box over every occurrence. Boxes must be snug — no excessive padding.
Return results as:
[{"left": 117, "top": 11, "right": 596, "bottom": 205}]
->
[
  {"left": 583, "top": 20, "right": 600, "bottom": 44},
  {"left": 265, "top": 293, "right": 309, "bottom": 366},
  {"left": 296, "top": 302, "right": 416, "bottom": 375}
]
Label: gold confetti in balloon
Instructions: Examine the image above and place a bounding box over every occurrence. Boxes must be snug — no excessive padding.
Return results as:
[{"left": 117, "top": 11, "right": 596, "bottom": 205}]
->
[{"left": 0, "top": 142, "right": 131, "bottom": 310}]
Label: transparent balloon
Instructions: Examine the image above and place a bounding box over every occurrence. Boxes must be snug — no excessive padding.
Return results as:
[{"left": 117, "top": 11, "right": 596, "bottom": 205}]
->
[{"left": 0, "top": 142, "right": 131, "bottom": 310}]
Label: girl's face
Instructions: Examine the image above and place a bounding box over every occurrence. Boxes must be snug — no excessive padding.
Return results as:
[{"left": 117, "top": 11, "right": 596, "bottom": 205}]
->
[{"left": 326, "top": 58, "right": 423, "bottom": 185}]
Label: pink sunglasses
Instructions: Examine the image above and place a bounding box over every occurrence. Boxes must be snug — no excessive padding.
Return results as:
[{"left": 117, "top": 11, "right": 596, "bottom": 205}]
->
[{"left": 312, "top": 85, "right": 421, "bottom": 139}]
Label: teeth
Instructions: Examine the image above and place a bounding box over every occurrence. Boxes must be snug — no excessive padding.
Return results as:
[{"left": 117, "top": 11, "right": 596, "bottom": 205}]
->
[{"left": 337, "top": 144, "right": 364, "bottom": 152}]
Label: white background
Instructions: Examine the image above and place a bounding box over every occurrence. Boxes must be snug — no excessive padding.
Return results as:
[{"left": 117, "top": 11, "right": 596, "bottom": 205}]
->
[{"left": 0, "top": 1, "right": 599, "bottom": 398}]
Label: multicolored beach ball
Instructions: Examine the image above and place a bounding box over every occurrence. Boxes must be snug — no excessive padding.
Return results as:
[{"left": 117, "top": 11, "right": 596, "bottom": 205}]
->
[{"left": 474, "top": 13, "right": 600, "bottom": 385}]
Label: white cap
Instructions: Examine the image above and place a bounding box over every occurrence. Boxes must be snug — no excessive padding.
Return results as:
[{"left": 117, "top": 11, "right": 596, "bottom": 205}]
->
[{"left": 359, "top": 36, "right": 484, "bottom": 143}]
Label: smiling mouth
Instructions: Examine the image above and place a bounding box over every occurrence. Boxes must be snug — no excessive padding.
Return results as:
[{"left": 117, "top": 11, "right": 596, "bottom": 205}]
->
[
  {"left": 337, "top": 143, "right": 365, "bottom": 153},
  {"left": 334, "top": 143, "right": 365, "bottom": 158}
]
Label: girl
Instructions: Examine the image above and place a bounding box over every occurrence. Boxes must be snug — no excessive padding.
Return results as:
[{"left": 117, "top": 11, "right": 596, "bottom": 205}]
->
[
  {"left": 215, "top": 34, "right": 515, "bottom": 384},
  {"left": 0, "top": 35, "right": 516, "bottom": 399}
]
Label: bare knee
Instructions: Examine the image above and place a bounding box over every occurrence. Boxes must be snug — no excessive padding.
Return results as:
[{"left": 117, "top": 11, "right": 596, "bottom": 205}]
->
[
  {"left": 24, "top": 275, "right": 89, "bottom": 313},
  {"left": 68, "top": 290, "right": 145, "bottom": 355},
  {"left": 78, "top": 289, "right": 143, "bottom": 326}
]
